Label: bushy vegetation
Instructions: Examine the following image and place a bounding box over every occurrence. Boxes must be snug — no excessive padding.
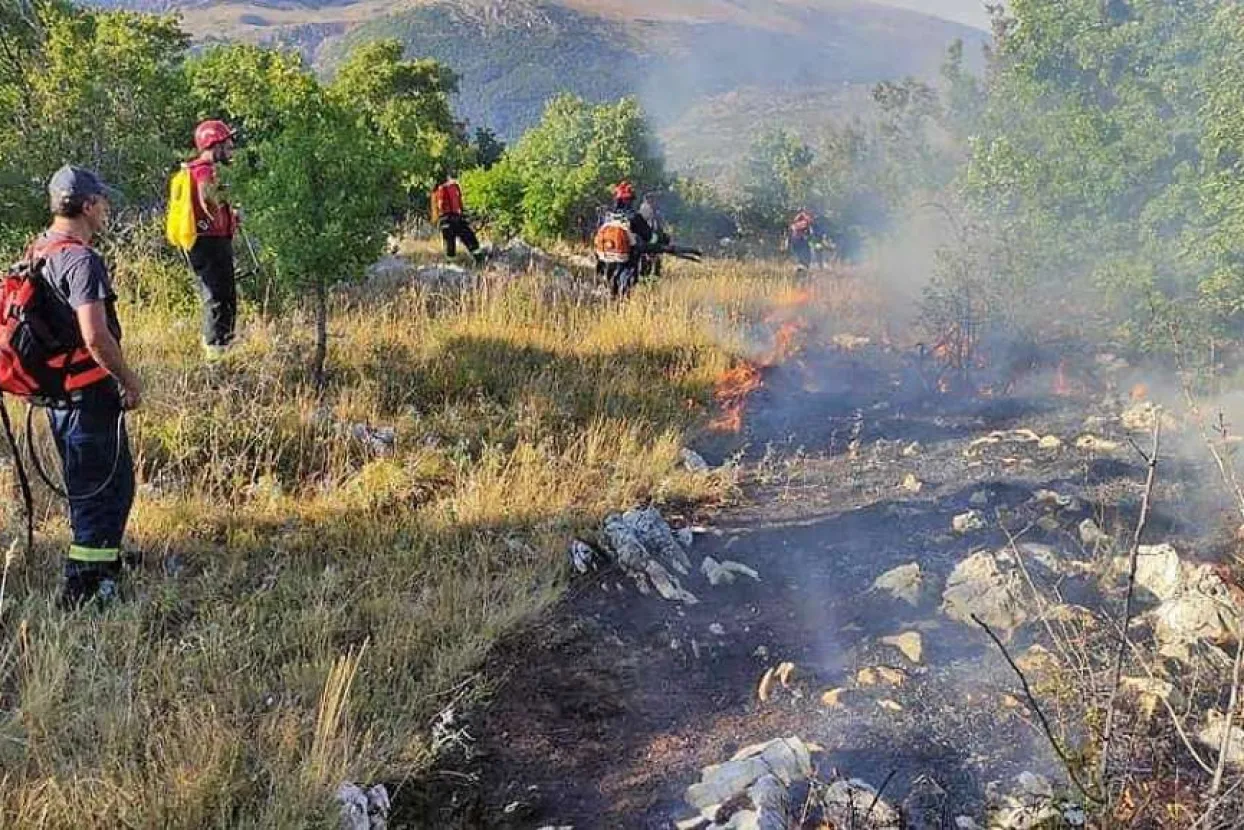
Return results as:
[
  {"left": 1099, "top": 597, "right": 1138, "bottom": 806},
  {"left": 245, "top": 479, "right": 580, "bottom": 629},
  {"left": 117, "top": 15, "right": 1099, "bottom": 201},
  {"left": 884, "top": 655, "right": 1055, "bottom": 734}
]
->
[
  {"left": 958, "top": 0, "right": 1244, "bottom": 348},
  {"left": 461, "top": 95, "right": 664, "bottom": 243}
]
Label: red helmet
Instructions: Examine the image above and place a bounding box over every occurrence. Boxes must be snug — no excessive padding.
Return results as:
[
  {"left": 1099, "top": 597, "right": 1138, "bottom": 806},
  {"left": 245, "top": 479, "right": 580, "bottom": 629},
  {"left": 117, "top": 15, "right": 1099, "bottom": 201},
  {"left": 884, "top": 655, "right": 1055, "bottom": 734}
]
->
[
  {"left": 613, "top": 181, "right": 635, "bottom": 202},
  {"left": 194, "top": 119, "right": 236, "bottom": 152}
]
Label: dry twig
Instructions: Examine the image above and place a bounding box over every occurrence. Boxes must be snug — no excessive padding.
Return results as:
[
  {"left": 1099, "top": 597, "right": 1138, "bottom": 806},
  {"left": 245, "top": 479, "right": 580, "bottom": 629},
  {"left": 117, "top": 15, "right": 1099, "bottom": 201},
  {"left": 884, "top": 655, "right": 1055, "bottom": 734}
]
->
[
  {"left": 972, "top": 613, "right": 1101, "bottom": 803},
  {"left": 1099, "top": 421, "right": 1162, "bottom": 795}
]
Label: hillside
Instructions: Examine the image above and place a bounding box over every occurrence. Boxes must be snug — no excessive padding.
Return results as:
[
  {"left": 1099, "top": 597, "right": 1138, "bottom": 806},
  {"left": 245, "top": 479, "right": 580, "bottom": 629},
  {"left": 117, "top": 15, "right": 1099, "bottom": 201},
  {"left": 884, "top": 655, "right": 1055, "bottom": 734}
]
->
[{"left": 87, "top": 0, "right": 986, "bottom": 142}]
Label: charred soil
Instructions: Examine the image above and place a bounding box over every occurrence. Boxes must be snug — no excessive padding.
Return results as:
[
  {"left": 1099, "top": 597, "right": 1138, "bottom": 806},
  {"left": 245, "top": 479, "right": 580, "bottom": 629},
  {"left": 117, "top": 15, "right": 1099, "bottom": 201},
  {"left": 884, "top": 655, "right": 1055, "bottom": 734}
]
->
[{"left": 398, "top": 340, "right": 1238, "bottom": 829}]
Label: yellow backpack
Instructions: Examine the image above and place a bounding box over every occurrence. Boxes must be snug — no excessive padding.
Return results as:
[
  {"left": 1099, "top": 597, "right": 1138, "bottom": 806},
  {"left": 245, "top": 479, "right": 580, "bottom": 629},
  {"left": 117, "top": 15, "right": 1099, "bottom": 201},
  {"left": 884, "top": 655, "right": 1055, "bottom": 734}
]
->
[{"left": 165, "top": 166, "right": 197, "bottom": 251}]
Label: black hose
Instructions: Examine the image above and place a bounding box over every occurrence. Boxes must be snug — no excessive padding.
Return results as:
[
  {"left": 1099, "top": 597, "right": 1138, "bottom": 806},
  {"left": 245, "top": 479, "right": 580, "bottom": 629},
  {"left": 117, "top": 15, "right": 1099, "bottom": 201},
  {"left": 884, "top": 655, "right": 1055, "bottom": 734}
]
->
[
  {"left": 0, "top": 401, "right": 34, "bottom": 553},
  {"left": 25, "top": 403, "right": 124, "bottom": 502}
]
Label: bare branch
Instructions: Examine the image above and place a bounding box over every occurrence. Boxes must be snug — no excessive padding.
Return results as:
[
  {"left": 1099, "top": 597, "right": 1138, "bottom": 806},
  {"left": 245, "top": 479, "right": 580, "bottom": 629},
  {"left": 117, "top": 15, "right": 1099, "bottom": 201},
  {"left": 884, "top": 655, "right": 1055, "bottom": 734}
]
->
[
  {"left": 971, "top": 612, "right": 1102, "bottom": 803},
  {"left": 1211, "top": 636, "right": 1244, "bottom": 797},
  {"left": 1099, "top": 420, "right": 1161, "bottom": 795}
]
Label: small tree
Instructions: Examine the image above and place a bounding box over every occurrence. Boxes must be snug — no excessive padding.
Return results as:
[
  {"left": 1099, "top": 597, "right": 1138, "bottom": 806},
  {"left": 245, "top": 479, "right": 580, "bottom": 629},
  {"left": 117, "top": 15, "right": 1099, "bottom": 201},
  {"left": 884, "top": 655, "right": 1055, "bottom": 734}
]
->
[
  {"left": 237, "top": 103, "right": 396, "bottom": 387},
  {"left": 0, "top": 0, "right": 190, "bottom": 240},
  {"left": 190, "top": 45, "right": 398, "bottom": 386},
  {"left": 328, "top": 39, "right": 466, "bottom": 204}
]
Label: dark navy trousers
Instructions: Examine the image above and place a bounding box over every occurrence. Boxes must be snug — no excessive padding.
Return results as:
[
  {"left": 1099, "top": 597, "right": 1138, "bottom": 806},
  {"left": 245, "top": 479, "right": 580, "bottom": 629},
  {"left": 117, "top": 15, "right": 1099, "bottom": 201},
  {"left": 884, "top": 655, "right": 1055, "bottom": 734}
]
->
[{"left": 47, "top": 386, "right": 134, "bottom": 564}]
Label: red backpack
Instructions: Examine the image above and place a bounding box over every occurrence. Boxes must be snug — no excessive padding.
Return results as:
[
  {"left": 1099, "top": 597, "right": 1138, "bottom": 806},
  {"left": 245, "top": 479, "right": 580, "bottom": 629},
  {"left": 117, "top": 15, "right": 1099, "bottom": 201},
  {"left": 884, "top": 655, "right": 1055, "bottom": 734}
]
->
[
  {"left": 0, "top": 239, "right": 108, "bottom": 406},
  {"left": 433, "top": 181, "right": 464, "bottom": 219}
]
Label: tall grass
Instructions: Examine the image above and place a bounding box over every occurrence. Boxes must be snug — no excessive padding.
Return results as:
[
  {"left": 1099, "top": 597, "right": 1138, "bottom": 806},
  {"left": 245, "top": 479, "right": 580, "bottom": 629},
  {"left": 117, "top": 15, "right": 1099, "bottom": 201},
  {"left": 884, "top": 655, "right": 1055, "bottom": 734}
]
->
[{"left": 0, "top": 250, "right": 856, "bottom": 828}]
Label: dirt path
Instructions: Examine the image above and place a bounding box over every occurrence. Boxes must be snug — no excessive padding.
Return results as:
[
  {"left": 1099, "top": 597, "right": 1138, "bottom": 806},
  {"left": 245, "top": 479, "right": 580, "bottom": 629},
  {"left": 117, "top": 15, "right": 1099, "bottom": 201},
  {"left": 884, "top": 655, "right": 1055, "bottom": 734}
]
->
[{"left": 401, "top": 344, "right": 1220, "bottom": 829}]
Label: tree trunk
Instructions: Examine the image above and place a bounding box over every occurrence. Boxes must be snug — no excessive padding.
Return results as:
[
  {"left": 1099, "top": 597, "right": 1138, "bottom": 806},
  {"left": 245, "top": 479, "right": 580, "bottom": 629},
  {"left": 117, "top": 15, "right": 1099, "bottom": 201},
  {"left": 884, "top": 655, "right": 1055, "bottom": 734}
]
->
[{"left": 313, "top": 276, "right": 327, "bottom": 392}]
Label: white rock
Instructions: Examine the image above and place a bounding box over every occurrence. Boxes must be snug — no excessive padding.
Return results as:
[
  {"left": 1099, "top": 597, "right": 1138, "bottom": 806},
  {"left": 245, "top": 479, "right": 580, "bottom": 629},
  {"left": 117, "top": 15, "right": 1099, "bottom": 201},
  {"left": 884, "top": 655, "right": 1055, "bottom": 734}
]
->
[
  {"left": 1114, "top": 543, "right": 1183, "bottom": 601},
  {"left": 709, "top": 623, "right": 726, "bottom": 636},
  {"left": 682, "top": 447, "right": 711, "bottom": 473},
  {"left": 871, "top": 563, "right": 923, "bottom": 606},
  {"left": 702, "top": 556, "right": 762, "bottom": 586},
  {"left": 1079, "top": 519, "right": 1109, "bottom": 547},
  {"left": 822, "top": 779, "right": 900, "bottom": 827},
  {"left": 901, "top": 474, "right": 924, "bottom": 494},
  {"left": 1198, "top": 710, "right": 1244, "bottom": 768},
  {"left": 569, "top": 540, "right": 596, "bottom": 574},
  {"left": 941, "top": 551, "right": 1027, "bottom": 633},
  {"left": 1151, "top": 565, "right": 1243, "bottom": 659},
  {"left": 1037, "top": 435, "right": 1063, "bottom": 450},
  {"left": 952, "top": 510, "right": 987, "bottom": 534}
]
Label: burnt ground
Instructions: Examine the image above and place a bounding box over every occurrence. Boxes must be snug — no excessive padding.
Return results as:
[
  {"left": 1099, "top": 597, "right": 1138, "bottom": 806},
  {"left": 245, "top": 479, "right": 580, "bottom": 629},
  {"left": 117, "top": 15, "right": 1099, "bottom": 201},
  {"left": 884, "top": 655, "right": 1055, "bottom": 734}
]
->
[{"left": 396, "top": 342, "right": 1239, "bottom": 829}]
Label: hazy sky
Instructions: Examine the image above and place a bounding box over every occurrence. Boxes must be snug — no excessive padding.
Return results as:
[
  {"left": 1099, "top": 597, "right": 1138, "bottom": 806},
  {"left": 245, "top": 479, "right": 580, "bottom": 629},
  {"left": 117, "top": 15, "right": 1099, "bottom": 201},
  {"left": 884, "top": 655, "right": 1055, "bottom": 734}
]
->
[{"left": 873, "top": 0, "right": 992, "bottom": 30}]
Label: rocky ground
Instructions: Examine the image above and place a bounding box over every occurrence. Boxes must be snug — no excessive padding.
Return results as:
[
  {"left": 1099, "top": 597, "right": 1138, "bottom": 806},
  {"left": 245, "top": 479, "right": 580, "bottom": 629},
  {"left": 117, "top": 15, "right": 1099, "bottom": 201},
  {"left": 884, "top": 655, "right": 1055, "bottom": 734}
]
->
[{"left": 396, "top": 337, "right": 1243, "bottom": 829}]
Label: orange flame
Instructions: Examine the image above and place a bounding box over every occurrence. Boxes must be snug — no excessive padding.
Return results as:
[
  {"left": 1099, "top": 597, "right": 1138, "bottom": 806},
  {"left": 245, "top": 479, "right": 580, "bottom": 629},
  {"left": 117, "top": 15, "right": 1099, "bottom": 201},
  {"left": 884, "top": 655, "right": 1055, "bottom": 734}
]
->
[
  {"left": 709, "top": 363, "right": 764, "bottom": 433},
  {"left": 709, "top": 288, "right": 814, "bottom": 433}
]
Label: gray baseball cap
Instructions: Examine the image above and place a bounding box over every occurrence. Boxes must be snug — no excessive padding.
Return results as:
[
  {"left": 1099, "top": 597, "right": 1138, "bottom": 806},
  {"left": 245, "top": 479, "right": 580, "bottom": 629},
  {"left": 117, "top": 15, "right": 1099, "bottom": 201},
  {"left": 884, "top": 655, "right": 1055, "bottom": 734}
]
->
[{"left": 47, "top": 165, "right": 122, "bottom": 213}]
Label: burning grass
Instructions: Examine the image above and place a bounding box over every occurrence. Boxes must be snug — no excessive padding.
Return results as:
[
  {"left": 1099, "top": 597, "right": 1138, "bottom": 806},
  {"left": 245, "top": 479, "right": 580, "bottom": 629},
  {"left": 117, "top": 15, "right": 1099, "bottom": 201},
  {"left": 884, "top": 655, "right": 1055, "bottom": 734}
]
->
[{"left": 0, "top": 254, "right": 877, "bottom": 827}]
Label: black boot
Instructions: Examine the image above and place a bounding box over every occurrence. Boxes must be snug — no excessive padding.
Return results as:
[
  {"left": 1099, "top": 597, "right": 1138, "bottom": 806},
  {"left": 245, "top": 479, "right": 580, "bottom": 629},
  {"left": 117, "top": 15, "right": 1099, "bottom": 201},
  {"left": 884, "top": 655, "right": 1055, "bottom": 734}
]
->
[{"left": 60, "top": 560, "right": 122, "bottom": 610}]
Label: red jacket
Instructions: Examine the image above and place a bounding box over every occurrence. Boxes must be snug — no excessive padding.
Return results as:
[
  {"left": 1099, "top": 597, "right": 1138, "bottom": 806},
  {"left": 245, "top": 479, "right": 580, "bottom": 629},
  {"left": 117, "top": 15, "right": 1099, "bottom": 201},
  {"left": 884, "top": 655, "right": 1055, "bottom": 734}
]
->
[{"left": 189, "top": 159, "right": 236, "bottom": 238}]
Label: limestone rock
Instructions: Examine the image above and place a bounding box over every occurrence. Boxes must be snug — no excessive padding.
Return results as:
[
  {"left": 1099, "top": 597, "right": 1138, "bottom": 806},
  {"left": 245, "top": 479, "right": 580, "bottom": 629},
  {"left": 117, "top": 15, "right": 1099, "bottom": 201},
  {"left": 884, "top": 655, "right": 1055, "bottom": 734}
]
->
[
  {"left": 871, "top": 563, "right": 923, "bottom": 606},
  {"left": 682, "top": 448, "right": 711, "bottom": 473},
  {"left": 941, "top": 551, "right": 1027, "bottom": 634},
  {"left": 603, "top": 513, "right": 699, "bottom": 604},
  {"left": 953, "top": 510, "right": 986, "bottom": 534},
  {"left": 684, "top": 737, "right": 814, "bottom": 816},
  {"left": 569, "top": 540, "right": 596, "bottom": 574},
  {"left": 1151, "top": 565, "right": 1243, "bottom": 659},
  {"left": 881, "top": 632, "right": 924, "bottom": 663},
  {"left": 702, "top": 556, "right": 761, "bottom": 586},
  {"left": 1115, "top": 543, "right": 1183, "bottom": 601},
  {"left": 623, "top": 507, "right": 693, "bottom": 573},
  {"left": 1198, "top": 711, "right": 1244, "bottom": 768},
  {"left": 1079, "top": 518, "right": 1109, "bottom": 547},
  {"left": 821, "top": 779, "right": 901, "bottom": 828}
]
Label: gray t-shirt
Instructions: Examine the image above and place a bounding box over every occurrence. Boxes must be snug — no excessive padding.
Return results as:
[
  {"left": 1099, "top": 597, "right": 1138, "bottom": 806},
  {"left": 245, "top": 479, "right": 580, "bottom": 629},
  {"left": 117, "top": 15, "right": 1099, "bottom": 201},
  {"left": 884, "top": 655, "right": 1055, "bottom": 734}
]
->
[{"left": 36, "top": 230, "right": 122, "bottom": 342}]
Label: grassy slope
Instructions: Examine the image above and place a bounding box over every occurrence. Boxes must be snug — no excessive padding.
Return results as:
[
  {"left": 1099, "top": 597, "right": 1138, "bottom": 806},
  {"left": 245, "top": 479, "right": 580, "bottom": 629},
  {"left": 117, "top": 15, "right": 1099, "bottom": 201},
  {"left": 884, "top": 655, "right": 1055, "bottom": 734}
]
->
[{"left": 0, "top": 241, "right": 866, "bottom": 826}]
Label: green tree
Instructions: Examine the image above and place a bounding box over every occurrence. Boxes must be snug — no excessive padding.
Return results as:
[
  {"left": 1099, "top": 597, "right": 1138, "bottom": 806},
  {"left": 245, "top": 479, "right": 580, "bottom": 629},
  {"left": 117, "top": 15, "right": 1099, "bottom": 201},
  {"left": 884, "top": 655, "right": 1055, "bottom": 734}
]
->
[
  {"left": 461, "top": 95, "right": 664, "bottom": 242},
  {"left": 470, "top": 127, "right": 505, "bottom": 171},
  {"left": 328, "top": 38, "right": 465, "bottom": 203},
  {"left": 189, "top": 45, "right": 398, "bottom": 385},
  {"left": 962, "top": 0, "right": 1216, "bottom": 342},
  {"left": 0, "top": 0, "right": 189, "bottom": 245},
  {"left": 733, "top": 129, "right": 815, "bottom": 238}
]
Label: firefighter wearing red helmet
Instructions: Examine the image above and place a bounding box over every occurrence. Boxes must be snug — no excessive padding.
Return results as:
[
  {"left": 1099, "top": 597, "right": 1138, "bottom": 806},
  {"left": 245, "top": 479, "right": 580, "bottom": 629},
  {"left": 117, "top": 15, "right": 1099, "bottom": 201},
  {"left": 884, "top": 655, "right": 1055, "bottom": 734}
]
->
[
  {"left": 187, "top": 119, "right": 240, "bottom": 359},
  {"left": 594, "top": 181, "right": 656, "bottom": 299}
]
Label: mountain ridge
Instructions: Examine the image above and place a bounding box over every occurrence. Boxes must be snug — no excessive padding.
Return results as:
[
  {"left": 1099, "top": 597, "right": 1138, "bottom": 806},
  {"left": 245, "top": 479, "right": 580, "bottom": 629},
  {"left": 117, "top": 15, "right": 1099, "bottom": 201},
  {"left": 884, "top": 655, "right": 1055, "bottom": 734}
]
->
[{"left": 85, "top": 0, "right": 988, "bottom": 149}]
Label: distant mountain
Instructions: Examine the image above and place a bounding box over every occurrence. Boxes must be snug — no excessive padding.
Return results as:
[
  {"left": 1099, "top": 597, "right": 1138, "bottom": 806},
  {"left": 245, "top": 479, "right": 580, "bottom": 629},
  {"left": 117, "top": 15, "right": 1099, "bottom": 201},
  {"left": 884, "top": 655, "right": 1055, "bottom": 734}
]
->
[{"left": 84, "top": 0, "right": 988, "bottom": 147}]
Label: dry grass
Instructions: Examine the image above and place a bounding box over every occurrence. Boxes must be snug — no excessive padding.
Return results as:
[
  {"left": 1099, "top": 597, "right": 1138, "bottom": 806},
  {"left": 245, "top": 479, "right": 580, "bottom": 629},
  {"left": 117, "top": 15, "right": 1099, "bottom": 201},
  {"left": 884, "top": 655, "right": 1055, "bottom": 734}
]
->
[{"left": 0, "top": 249, "right": 862, "bottom": 828}]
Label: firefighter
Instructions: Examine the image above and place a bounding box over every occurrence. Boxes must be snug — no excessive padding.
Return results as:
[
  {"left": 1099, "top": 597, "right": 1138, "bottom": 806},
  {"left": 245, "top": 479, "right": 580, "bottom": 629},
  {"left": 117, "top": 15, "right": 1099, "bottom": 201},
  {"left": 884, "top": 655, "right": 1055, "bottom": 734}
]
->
[
  {"left": 431, "top": 174, "right": 484, "bottom": 264},
  {"left": 36, "top": 166, "right": 141, "bottom": 607},
  {"left": 638, "top": 192, "right": 670, "bottom": 279},
  {"left": 594, "top": 181, "right": 655, "bottom": 299},
  {"left": 788, "top": 208, "right": 815, "bottom": 272},
  {"left": 187, "top": 119, "right": 240, "bottom": 360}
]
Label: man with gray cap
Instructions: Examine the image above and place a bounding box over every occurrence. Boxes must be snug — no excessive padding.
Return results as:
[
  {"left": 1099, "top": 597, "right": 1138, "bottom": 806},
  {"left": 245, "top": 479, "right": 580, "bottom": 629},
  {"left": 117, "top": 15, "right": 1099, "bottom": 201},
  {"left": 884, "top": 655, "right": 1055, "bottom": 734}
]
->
[{"left": 33, "top": 164, "right": 141, "bottom": 607}]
